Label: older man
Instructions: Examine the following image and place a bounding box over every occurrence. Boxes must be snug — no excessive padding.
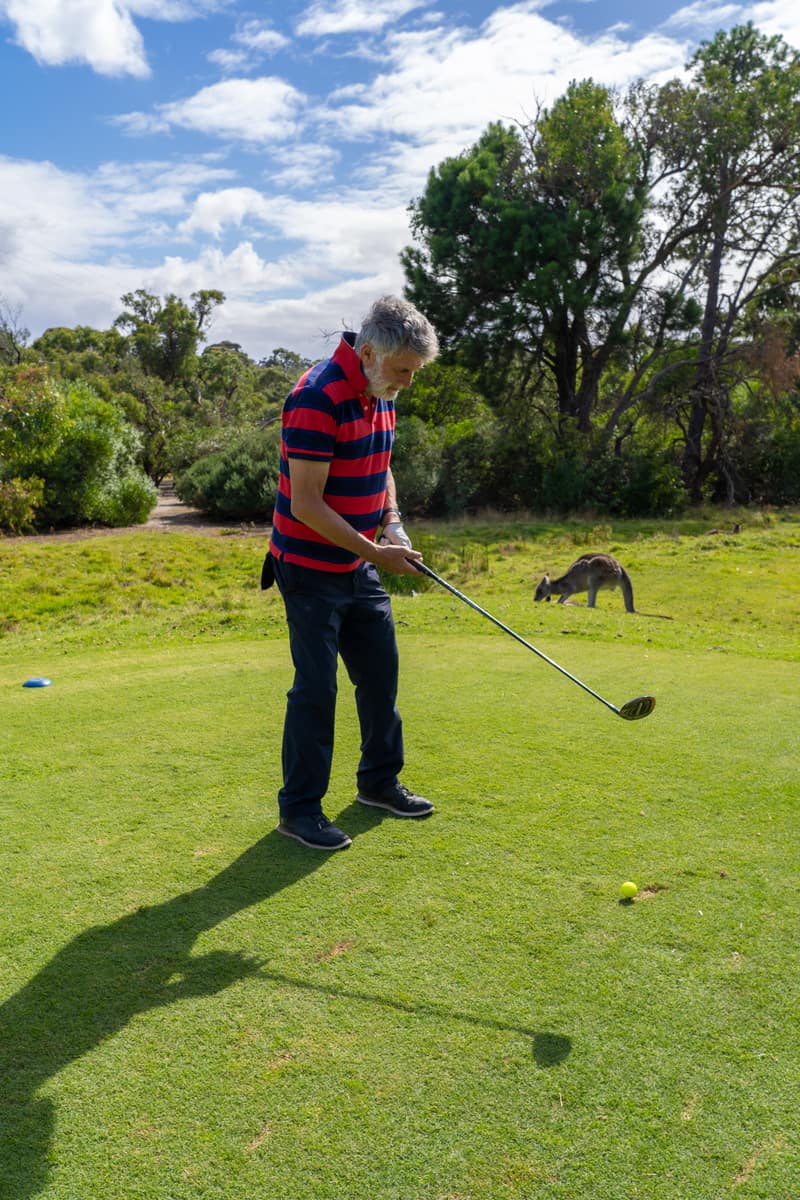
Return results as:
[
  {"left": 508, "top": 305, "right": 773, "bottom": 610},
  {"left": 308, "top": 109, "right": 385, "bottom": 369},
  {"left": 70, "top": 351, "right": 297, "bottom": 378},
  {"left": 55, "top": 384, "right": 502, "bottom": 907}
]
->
[{"left": 265, "top": 295, "right": 439, "bottom": 850}]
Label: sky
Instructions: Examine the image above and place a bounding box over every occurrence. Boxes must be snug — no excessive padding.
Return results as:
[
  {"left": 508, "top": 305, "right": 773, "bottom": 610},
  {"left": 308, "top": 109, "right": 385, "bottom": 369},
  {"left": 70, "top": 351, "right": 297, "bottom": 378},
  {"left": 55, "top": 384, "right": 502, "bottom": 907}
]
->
[{"left": 0, "top": 0, "right": 798, "bottom": 361}]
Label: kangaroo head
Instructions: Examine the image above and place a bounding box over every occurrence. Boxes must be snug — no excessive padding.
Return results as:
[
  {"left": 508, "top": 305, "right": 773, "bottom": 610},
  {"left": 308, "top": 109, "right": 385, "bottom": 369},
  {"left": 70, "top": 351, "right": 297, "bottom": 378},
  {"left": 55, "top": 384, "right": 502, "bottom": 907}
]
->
[{"left": 534, "top": 574, "right": 552, "bottom": 602}]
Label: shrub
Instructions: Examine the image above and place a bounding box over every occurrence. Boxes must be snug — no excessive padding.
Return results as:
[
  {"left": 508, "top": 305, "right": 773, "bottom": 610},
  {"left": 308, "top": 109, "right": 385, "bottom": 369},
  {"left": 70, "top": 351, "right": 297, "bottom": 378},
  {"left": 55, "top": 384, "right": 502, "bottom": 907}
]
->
[
  {"left": 389, "top": 416, "right": 442, "bottom": 515},
  {"left": 588, "top": 447, "right": 687, "bottom": 517},
  {"left": 87, "top": 466, "right": 157, "bottom": 527},
  {"left": 175, "top": 427, "right": 281, "bottom": 520},
  {"left": 34, "top": 383, "right": 155, "bottom": 528},
  {"left": 1, "top": 371, "right": 156, "bottom": 530},
  {"left": 0, "top": 477, "right": 44, "bottom": 535},
  {"left": 0, "top": 367, "right": 65, "bottom": 471},
  {"left": 433, "top": 413, "right": 499, "bottom": 515},
  {"left": 728, "top": 419, "right": 800, "bottom": 505}
]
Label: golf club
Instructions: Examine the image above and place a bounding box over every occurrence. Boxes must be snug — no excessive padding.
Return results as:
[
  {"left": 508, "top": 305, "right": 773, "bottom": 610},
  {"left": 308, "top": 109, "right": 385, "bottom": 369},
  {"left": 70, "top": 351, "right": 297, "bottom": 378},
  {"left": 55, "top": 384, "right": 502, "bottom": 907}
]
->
[{"left": 412, "top": 560, "right": 655, "bottom": 722}]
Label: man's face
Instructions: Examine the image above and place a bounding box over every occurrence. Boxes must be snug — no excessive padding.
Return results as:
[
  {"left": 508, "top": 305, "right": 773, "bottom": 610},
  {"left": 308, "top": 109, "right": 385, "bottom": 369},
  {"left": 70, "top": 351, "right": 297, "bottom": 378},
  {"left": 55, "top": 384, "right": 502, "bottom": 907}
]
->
[{"left": 361, "top": 344, "right": 426, "bottom": 400}]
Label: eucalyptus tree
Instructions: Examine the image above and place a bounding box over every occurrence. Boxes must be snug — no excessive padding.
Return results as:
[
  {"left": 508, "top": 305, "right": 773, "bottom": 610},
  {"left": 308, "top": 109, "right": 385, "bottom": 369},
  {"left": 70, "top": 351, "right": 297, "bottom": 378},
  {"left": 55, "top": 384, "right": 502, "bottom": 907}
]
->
[
  {"left": 651, "top": 24, "right": 800, "bottom": 501},
  {"left": 112, "top": 289, "right": 226, "bottom": 479},
  {"left": 402, "top": 83, "right": 651, "bottom": 434},
  {"left": 401, "top": 80, "right": 703, "bottom": 442},
  {"left": 114, "top": 289, "right": 225, "bottom": 386}
]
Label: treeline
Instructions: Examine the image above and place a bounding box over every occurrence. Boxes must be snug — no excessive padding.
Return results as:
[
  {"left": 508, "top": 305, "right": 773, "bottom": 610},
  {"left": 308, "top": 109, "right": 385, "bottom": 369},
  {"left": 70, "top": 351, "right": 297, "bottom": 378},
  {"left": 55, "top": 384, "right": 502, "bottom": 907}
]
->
[{"left": 2, "top": 23, "right": 799, "bottom": 534}]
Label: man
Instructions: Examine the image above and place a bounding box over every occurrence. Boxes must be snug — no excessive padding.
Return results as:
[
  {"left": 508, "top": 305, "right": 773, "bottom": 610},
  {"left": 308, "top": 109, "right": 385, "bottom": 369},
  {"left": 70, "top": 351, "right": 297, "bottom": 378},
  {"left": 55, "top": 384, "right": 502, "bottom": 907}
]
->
[{"left": 265, "top": 295, "right": 439, "bottom": 850}]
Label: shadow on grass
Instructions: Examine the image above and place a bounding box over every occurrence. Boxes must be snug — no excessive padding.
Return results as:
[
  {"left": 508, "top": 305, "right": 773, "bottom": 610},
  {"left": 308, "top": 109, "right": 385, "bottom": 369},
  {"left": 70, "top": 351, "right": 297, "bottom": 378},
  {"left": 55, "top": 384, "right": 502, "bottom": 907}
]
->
[
  {"left": 0, "top": 800, "right": 568, "bottom": 1197},
  {"left": 254, "top": 968, "right": 554, "bottom": 1044},
  {"left": 0, "top": 804, "right": 365, "bottom": 1199},
  {"left": 533, "top": 1032, "right": 572, "bottom": 1067}
]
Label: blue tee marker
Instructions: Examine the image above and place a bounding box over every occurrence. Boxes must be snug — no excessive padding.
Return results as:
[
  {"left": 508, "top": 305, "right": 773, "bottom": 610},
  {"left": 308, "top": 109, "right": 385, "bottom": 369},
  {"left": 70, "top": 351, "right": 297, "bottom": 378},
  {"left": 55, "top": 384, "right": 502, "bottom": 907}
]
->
[{"left": 23, "top": 677, "right": 52, "bottom": 688}]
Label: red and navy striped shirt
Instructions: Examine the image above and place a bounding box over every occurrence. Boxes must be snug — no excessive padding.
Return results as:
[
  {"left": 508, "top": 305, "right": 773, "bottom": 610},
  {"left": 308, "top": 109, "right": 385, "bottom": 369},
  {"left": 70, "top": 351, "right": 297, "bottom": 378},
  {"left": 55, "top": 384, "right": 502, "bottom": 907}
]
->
[{"left": 269, "top": 333, "right": 395, "bottom": 571}]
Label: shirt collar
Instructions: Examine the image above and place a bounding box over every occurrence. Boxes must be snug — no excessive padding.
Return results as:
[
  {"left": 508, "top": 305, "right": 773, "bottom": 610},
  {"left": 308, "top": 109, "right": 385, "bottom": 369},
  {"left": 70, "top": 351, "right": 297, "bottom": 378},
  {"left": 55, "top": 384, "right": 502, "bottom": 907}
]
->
[{"left": 333, "top": 332, "right": 369, "bottom": 396}]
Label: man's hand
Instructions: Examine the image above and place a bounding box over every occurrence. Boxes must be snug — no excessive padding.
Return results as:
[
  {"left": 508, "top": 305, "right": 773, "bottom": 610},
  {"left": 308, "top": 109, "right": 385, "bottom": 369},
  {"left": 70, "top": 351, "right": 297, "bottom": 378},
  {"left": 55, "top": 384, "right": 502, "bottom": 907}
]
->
[
  {"left": 375, "top": 543, "right": 423, "bottom": 575},
  {"left": 379, "top": 520, "right": 413, "bottom": 550}
]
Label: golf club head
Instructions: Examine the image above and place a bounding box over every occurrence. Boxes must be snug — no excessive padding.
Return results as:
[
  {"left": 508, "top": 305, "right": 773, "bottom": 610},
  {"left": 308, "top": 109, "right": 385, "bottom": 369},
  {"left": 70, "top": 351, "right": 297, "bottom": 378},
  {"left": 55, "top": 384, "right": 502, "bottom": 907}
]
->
[{"left": 618, "top": 695, "right": 656, "bottom": 721}]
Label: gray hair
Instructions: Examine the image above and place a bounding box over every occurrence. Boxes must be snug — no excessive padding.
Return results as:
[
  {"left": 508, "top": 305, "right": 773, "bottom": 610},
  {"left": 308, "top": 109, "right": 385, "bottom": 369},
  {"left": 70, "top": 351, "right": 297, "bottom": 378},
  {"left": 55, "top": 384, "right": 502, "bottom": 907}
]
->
[{"left": 354, "top": 295, "right": 439, "bottom": 362}]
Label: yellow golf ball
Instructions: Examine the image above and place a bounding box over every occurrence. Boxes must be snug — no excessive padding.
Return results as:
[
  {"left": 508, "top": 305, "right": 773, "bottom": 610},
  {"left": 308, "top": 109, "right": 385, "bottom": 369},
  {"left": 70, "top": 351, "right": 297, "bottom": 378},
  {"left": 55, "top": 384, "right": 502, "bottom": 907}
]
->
[{"left": 620, "top": 881, "right": 638, "bottom": 899}]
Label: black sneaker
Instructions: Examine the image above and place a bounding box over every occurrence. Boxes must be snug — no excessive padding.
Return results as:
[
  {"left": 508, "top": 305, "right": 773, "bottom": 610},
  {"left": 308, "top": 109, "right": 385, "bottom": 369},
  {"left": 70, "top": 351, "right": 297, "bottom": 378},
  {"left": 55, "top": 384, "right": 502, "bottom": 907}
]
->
[
  {"left": 356, "top": 782, "right": 434, "bottom": 818},
  {"left": 277, "top": 813, "right": 352, "bottom": 850}
]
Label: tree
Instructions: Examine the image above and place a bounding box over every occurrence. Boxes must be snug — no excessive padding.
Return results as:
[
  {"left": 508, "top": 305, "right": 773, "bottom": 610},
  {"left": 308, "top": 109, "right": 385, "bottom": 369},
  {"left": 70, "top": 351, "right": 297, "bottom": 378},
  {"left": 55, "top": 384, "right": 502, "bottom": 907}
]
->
[
  {"left": 198, "top": 343, "right": 260, "bottom": 423},
  {"left": 655, "top": 25, "right": 800, "bottom": 501},
  {"left": 111, "top": 290, "right": 225, "bottom": 479},
  {"left": 0, "top": 299, "right": 30, "bottom": 366},
  {"left": 402, "top": 84, "right": 652, "bottom": 433},
  {"left": 114, "top": 289, "right": 224, "bottom": 385},
  {"left": 32, "top": 325, "right": 130, "bottom": 393}
]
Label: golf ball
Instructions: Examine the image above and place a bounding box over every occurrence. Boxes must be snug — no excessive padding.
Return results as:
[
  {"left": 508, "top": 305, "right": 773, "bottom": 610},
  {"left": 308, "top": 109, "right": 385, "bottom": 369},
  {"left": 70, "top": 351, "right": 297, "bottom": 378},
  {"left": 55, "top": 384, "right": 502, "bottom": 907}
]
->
[{"left": 620, "top": 881, "right": 638, "bottom": 899}]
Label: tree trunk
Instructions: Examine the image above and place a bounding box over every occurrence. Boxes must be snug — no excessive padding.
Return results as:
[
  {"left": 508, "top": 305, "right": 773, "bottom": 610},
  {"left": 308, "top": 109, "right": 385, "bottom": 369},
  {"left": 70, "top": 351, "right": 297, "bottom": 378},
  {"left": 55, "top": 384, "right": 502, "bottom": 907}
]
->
[{"left": 682, "top": 180, "right": 730, "bottom": 502}]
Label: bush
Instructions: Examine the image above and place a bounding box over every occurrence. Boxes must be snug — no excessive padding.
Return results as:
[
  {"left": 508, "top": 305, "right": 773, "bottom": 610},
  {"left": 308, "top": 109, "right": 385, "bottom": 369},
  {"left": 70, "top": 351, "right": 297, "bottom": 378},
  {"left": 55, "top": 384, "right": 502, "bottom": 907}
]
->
[
  {"left": 0, "top": 367, "right": 65, "bottom": 471},
  {"left": 87, "top": 468, "right": 157, "bottom": 527},
  {"left": 0, "top": 477, "right": 44, "bottom": 535},
  {"left": 389, "top": 416, "right": 442, "bottom": 515},
  {"left": 588, "top": 447, "right": 687, "bottom": 517},
  {"left": 1, "top": 371, "right": 156, "bottom": 530},
  {"left": 433, "top": 414, "right": 499, "bottom": 515},
  {"left": 728, "top": 419, "right": 800, "bottom": 505},
  {"left": 35, "top": 383, "right": 155, "bottom": 528},
  {"left": 175, "top": 427, "right": 281, "bottom": 520}
]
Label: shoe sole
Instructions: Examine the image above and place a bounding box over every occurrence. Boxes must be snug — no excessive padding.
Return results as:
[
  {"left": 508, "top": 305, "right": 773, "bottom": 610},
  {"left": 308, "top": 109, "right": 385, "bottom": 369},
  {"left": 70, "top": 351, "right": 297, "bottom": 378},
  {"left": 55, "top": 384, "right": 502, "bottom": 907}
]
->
[
  {"left": 356, "top": 793, "right": 434, "bottom": 818},
  {"left": 277, "top": 823, "right": 351, "bottom": 850}
]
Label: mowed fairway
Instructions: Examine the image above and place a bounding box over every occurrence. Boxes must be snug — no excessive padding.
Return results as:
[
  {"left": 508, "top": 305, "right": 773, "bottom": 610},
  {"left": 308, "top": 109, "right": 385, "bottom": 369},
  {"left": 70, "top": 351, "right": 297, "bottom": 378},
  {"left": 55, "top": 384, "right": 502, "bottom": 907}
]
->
[{"left": 1, "top": 516, "right": 798, "bottom": 1199}]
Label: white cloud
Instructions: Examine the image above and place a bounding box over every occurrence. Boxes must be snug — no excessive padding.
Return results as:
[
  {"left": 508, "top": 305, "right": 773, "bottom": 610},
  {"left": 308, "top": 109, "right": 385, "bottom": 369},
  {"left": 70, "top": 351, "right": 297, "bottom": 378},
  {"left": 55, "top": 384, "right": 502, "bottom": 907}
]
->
[
  {"left": 215, "top": 268, "right": 408, "bottom": 357},
  {"left": 661, "top": 0, "right": 800, "bottom": 47},
  {"left": 321, "top": 5, "right": 687, "bottom": 160},
  {"left": 662, "top": 2, "right": 743, "bottom": 32},
  {"left": 148, "top": 242, "right": 299, "bottom": 297},
  {"left": 207, "top": 19, "right": 290, "bottom": 74},
  {"left": 0, "top": 153, "right": 239, "bottom": 329},
  {"left": 178, "top": 187, "right": 275, "bottom": 238},
  {"left": 117, "top": 77, "right": 306, "bottom": 143},
  {"left": 295, "top": 0, "right": 425, "bottom": 37},
  {"left": 234, "top": 18, "right": 289, "bottom": 53},
  {"left": 0, "top": 0, "right": 233, "bottom": 76},
  {"left": 267, "top": 143, "right": 340, "bottom": 189},
  {"left": 747, "top": 0, "right": 800, "bottom": 47},
  {"left": 0, "top": 0, "right": 150, "bottom": 76},
  {"left": 177, "top": 185, "right": 411, "bottom": 281},
  {"left": 0, "top": 150, "right": 406, "bottom": 357},
  {"left": 208, "top": 47, "right": 251, "bottom": 73}
]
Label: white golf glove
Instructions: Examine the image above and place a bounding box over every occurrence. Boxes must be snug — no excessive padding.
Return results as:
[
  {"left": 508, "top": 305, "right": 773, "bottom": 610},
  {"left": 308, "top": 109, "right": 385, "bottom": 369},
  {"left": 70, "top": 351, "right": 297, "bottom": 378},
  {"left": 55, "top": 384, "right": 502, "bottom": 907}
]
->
[{"left": 380, "top": 520, "right": 413, "bottom": 550}]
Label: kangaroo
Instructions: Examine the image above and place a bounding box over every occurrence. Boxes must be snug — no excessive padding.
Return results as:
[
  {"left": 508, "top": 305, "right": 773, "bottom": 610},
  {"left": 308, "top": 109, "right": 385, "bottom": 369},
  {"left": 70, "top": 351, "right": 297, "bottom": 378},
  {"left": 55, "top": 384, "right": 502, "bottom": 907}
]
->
[{"left": 534, "top": 553, "right": 636, "bottom": 612}]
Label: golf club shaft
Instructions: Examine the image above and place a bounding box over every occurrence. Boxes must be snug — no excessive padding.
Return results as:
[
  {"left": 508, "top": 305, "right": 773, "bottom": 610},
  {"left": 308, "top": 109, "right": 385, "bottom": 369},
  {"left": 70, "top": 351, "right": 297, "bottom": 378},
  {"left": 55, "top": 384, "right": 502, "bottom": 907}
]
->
[{"left": 413, "top": 560, "right": 621, "bottom": 715}]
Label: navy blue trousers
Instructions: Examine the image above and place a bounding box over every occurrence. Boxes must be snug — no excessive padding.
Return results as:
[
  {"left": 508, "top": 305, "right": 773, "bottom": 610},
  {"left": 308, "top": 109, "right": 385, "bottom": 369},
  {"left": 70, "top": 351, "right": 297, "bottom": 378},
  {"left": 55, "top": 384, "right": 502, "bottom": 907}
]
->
[{"left": 273, "top": 556, "right": 404, "bottom": 820}]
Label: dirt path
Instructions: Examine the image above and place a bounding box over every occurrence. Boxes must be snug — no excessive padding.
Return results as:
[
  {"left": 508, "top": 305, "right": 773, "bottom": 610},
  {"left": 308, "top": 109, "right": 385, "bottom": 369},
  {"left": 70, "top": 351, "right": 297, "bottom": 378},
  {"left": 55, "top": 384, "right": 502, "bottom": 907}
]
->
[{"left": 144, "top": 479, "right": 270, "bottom": 537}]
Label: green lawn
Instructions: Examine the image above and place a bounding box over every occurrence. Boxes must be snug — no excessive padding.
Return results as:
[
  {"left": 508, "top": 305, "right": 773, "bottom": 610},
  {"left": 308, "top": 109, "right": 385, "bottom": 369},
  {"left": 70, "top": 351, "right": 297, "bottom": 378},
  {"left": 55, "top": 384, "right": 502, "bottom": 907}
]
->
[{"left": 1, "top": 513, "right": 798, "bottom": 1199}]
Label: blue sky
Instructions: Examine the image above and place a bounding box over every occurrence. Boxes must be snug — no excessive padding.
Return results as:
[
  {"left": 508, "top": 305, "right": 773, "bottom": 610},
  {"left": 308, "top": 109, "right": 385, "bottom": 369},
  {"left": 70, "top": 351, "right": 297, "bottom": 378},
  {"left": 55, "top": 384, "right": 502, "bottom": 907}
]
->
[{"left": 1, "top": 0, "right": 797, "bottom": 359}]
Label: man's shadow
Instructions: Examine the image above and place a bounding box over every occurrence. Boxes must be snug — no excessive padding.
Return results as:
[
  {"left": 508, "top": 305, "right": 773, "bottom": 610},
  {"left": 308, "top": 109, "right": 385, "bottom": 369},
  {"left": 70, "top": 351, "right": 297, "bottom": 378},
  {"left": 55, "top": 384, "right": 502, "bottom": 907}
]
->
[
  {"left": 1, "top": 801, "right": 572, "bottom": 1199},
  {"left": 0, "top": 801, "right": 381, "bottom": 1200}
]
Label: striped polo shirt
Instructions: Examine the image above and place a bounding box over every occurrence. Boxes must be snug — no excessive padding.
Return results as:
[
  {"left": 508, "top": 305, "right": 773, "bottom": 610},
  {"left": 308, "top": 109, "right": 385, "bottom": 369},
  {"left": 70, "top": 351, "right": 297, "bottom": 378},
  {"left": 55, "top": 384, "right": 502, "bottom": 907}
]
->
[{"left": 269, "top": 333, "right": 395, "bottom": 571}]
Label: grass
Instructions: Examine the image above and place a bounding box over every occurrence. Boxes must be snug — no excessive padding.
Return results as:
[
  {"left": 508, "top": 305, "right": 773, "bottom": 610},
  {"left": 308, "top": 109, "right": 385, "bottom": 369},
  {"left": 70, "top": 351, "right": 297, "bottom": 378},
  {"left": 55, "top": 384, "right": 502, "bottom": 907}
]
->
[{"left": 1, "top": 511, "right": 798, "bottom": 1199}]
